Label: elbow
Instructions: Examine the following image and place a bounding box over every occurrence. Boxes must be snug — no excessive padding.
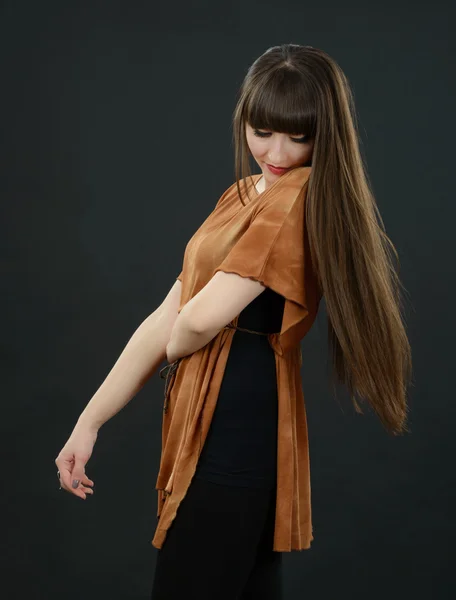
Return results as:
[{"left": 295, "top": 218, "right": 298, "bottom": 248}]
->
[
  {"left": 186, "top": 316, "right": 207, "bottom": 336},
  {"left": 178, "top": 304, "right": 205, "bottom": 335}
]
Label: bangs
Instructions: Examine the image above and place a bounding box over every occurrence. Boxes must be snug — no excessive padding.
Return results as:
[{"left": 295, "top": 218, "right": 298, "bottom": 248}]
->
[{"left": 244, "top": 68, "right": 317, "bottom": 138}]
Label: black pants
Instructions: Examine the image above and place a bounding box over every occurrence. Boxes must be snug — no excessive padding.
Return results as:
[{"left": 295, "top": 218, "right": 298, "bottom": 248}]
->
[{"left": 150, "top": 477, "right": 283, "bottom": 599}]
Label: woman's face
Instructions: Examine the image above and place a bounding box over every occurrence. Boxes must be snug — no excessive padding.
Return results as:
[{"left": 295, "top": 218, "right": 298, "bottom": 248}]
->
[{"left": 245, "top": 122, "right": 314, "bottom": 189}]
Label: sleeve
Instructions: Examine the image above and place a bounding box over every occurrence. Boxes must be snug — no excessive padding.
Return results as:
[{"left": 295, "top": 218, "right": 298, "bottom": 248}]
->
[
  {"left": 175, "top": 181, "right": 238, "bottom": 285},
  {"left": 214, "top": 169, "right": 321, "bottom": 349}
]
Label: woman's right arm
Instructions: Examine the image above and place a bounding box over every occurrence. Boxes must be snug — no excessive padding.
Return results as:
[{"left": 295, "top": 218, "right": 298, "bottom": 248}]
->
[
  {"left": 55, "top": 278, "right": 182, "bottom": 497},
  {"left": 76, "top": 278, "right": 183, "bottom": 432}
]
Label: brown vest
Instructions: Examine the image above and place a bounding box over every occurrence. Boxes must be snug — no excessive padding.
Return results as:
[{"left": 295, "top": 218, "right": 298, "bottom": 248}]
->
[{"left": 152, "top": 166, "right": 322, "bottom": 551}]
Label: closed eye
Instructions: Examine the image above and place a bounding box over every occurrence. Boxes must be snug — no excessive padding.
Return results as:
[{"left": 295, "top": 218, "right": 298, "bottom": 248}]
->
[{"left": 253, "top": 129, "right": 309, "bottom": 144}]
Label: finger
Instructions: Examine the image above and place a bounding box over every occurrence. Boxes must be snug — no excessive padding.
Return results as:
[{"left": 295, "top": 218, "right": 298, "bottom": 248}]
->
[
  {"left": 70, "top": 456, "right": 87, "bottom": 491},
  {"left": 71, "top": 476, "right": 95, "bottom": 498},
  {"left": 56, "top": 458, "right": 93, "bottom": 497},
  {"left": 78, "top": 476, "right": 94, "bottom": 494},
  {"left": 61, "top": 479, "right": 86, "bottom": 498},
  {"left": 80, "top": 484, "right": 94, "bottom": 495},
  {"left": 67, "top": 481, "right": 88, "bottom": 499},
  {"left": 58, "top": 469, "right": 86, "bottom": 498},
  {"left": 56, "top": 458, "right": 79, "bottom": 490},
  {"left": 57, "top": 467, "right": 73, "bottom": 492}
]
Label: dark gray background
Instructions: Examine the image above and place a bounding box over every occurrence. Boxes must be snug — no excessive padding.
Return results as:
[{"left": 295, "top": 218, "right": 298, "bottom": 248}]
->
[{"left": 1, "top": 0, "right": 454, "bottom": 598}]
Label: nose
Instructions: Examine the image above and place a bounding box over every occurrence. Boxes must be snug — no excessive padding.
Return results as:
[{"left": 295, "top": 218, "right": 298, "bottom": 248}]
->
[{"left": 266, "top": 137, "right": 287, "bottom": 166}]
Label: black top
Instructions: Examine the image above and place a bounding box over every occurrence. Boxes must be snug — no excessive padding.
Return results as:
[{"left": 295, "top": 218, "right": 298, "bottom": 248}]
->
[{"left": 193, "top": 287, "right": 285, "bottom": 490}]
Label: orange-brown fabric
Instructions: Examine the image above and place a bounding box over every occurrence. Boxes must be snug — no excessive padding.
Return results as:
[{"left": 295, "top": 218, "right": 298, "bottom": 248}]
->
[{"left": 152, "top": 166, "right": 322, "bottom": 552}]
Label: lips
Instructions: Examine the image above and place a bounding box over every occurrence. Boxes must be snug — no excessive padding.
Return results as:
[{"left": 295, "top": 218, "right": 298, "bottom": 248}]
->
[{"left": 266, "top": 163, "right": 291, "bottom": 175}]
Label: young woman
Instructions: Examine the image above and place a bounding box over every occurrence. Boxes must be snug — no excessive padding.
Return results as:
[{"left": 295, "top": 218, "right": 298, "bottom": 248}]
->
[{"left": 55, "top": 44, "right": 412, "bottom": 600}]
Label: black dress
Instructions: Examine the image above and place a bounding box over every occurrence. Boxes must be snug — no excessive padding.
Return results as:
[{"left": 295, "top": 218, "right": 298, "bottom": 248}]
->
[
  {"left": 151, "top": 287, "right": 285, "bottom": 599},
  {"left": 193, "top": 286, "right": 285, "bottom": 490}
]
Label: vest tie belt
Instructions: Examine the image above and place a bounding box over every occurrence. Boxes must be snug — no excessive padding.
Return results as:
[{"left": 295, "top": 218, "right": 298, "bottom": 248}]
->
[{"left": 159, "top": 323, "right": 277, "bottom": 413}]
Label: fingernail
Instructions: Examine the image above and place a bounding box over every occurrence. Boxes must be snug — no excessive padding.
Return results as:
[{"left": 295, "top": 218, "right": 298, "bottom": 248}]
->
[{"left": 72, "top": 479, "right": 80, "bottom": 489}]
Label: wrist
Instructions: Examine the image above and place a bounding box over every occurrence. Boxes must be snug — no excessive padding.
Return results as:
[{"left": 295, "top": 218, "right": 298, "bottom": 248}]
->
[{"left": 76, "top": 414, "right": 102, "bottom": 433}]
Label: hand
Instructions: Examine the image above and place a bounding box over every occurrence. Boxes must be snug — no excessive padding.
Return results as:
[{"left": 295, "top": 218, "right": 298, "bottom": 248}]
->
[{"left": 55, "top": 421, "right": 98, "bottom": 499}]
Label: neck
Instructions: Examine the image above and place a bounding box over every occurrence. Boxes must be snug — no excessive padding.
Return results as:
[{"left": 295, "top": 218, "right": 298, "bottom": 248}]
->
[{"left": 255, "top": 175, "right": 266, "bottom": 194}]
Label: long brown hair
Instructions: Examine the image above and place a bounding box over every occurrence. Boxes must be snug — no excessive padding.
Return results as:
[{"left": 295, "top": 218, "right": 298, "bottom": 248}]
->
[{"left": 232, "top": 44, "right": 413, "bottom": 435}]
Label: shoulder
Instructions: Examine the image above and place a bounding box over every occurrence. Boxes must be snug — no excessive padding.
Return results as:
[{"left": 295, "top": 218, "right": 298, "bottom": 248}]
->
[
  {"left": 215, "top": 174, "right": 263, "bottom": 209},
  {"left": 253, "top": 167, "right": 312, "bottom": 218}
]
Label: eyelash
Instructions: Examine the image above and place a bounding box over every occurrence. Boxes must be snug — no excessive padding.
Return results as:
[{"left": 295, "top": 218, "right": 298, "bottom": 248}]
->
[{"left": 252, "top": 129, "right": 309, "bottom": 144}]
